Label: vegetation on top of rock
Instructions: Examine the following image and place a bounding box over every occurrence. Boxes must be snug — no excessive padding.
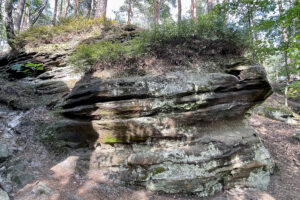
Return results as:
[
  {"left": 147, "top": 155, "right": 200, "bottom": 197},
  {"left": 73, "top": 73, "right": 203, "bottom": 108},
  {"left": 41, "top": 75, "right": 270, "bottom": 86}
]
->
[
  {"left": 13, "top": 17, "right": 116, "bottom": 48},
  {"left": 69, "top": 11, "right": 248, "bottom": 72}
]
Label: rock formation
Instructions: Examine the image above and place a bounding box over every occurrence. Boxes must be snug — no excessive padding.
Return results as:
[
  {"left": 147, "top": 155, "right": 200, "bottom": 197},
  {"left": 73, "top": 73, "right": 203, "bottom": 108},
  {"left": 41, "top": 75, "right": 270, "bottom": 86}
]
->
[{"left": 46, "top": 60, "right": 275, "bottom": 197}]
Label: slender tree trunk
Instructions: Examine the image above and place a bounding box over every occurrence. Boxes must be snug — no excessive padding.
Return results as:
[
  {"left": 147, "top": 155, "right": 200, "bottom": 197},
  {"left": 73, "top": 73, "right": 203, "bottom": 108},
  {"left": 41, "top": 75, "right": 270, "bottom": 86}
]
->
[
  {"left": 14, "top": 0, "right": 26, "bottom": 32},
  {"left": 127, "top": 0, "right": 132, "bottom": 25},
  {"left": 53, "top": 0, "right": 58, "bottom": 24},
  {"left": 4, "top": 0, "right": 15, "bottom": 48},
  {"left": 191, "top": 0, "right": 197, "bottom": 23},
  {"left": 278, "top": 0, "right": 291, "bottom": 107},
  {"left": 59, "top": 0, "right": 63, "bottom": 17},
  {"left": 89, "top": 0, "right": 94, "bottom": 18},
  {"left": 178, "top": 0, "right": 181, "bottom": 22},
  {"left": 207, "top": 0, "right": 213, "bottom": 12},
  {"left": 95, "top": 0, "right": 107, "bottom": 19},
  {"left": 74, "top": 0, "right": 79, "bottom": 17},
  {"left": 275, "top": 58, "right": 279, "bottom": 81},
  {"left": 29, "top": 0, "right": 48, "bottom": 27},
  {"left": 22, "top": 2, "right": 29, "bottom": 31},
  {"left": 153, "top": 0, "right": 160, "bottom": 25},
  {"left": 64, "top": 0, "right": 70, "bottom": 18}
]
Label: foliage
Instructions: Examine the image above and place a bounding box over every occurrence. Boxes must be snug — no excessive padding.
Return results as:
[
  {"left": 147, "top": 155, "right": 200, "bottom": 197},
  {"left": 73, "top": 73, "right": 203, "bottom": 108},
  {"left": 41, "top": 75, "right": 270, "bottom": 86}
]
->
[
  {"left": 288, "top": 82, "right": 300, "bottom": 98},
  {"left": 69, "top": 37, "right": 147, "bottom": 71},
  {"left": 143, "top": 11, "right": 247, "bottom": 52},
  {"left": 10, "top": 62, "right": 44, "bottom": 74},
  {"left": 69, "top": 10, "right": 248, "bottom": 72}
]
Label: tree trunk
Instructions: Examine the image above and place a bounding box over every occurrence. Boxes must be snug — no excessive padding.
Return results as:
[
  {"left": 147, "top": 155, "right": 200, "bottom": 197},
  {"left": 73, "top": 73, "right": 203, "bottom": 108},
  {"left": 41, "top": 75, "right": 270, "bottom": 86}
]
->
[
  {"left": 178, "top": 0, "right": 181, "bottom": 22},
  {"left": 74, "top": 0, "right": 79, "bottom": 17},
  {"left": 64, "top": 0, "right": 70, "bottom": 18},
  {"left": 14, "top": 0, "right": 26, "bottom": 32},
  {"left": 153, "top": 0, "right": 160, "bottom": 25},
  {"left": 29, "top": 0, "right": 48, "bottom": 27},
  {"left": 207, "top": 0, "right": 213, "bottom": 12},
  {"left": 22, "top": 1, "right": 29, "bottom": 31},
  {"left": 191, "top": 0, "right": 197, "bottom": 23},
  {"left": 59, "top": 0, "right": 63, "bottom": 17},
  {"left": 90, "top": 0, "right": 94, "bottom": 18},
  {"left": 95, "top": 0, "right": 107, "bottom": 19},
  {"left": 127, "top": 0, "right": 132, "bottom": 25},
  {"left": 279, "top": 0, "right": 291, "bottom": 107},
  {"left": 53, "top": 0, "right": 58, "bottom": 24},
  {"left": 4, "top": 0, "right": 15, "bottom": 48}
]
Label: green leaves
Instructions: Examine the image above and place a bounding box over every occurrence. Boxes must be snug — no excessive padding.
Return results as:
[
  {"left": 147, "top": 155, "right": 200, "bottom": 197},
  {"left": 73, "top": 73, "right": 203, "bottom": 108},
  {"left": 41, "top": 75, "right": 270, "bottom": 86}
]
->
[
  {"left": 25, "top": 62, "right": 44, "bottom": 70},
  {"left": 10, "top": 62, "right": 44, "bottom": 75}
]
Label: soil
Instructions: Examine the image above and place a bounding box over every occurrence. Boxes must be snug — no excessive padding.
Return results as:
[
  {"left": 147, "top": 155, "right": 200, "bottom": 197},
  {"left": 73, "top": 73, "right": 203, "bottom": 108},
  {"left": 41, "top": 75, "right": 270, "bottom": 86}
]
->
[{"left": 1, "top": 94, "right": 299, "bottom": 200}]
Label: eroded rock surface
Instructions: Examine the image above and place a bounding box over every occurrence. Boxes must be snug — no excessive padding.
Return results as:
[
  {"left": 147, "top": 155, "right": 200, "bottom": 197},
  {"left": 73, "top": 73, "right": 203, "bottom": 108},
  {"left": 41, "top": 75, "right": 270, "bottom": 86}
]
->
[{"left": 47, "top": 61, "right": 275, "bottom": 197}]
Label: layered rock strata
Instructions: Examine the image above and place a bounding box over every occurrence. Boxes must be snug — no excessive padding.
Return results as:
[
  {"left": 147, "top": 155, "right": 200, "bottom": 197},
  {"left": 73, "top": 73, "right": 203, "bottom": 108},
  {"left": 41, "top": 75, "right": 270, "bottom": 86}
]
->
[{"left": 52, "top": 62, "right": 273, "bottom": 197}]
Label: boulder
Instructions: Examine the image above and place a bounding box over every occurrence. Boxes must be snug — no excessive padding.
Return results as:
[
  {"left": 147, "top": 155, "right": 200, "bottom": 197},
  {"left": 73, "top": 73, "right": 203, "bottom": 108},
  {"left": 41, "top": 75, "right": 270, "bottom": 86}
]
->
[
  {"left": 49, "top": 60, "right": 274, "bottom": 197},
  {"left": 0, "top": 188, "right": 9, "bottom": 200}
]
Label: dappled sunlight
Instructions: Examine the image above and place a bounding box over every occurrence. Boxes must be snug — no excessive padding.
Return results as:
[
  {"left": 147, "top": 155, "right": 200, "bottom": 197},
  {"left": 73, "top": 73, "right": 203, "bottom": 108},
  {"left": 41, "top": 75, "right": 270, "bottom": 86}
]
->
[{"left": 50, "top": 156, "right": 79, "bottom": 186}]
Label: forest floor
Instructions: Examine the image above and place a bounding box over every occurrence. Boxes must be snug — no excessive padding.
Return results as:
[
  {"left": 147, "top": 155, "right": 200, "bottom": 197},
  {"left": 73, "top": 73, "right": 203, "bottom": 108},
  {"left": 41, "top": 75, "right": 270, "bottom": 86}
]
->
[{"left": 1, "top": 94, "right": 299, "bottom": 200}]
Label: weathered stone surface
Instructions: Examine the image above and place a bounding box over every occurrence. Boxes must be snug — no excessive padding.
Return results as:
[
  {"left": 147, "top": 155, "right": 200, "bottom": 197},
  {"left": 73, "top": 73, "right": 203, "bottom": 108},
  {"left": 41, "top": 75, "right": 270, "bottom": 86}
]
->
[
  {"left": 49, "top": 60, "right": 274, "bottom": 197},
  {"left": 0, "top": 144, "right": 10, "bottom": 163},
  {"left": 32, "top": 182, "right": 53, "bottom": 196},
  {"left": 0, "top": 188, "right": 9, "bottom": 200}
]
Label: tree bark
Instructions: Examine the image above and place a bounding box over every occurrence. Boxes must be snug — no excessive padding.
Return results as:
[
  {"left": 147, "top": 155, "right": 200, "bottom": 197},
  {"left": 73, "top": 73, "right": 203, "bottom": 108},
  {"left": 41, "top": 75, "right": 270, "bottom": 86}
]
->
[
  {"left": 29, "top": 0, "right": 48, "bottom": 27},
  {"left": 153, "top": 0, "right": 160, "bottom": 25},
  {"left": 95, "top": 0, "right": 107, "bottom": 19},
  {"left": 178, "top": 0, "right": 181, "bottom": 22},
  {"left": 278, "top": 0, "right": 291, "bottom": 107},
  {"left": 90, "top": 0, "right": 95, "bottom": 18},
  {"left": 22, "top": 0, "right": 30, "bottom": 31},
  {"left": 74, "top": 0, "right": 79, "bottom": 17},
  {"left": 64, "top": 0, "right": 70, "bottom": 18},
  {"left": 207, "top": 0, "right": 213, "bottom": 12},
  {"left": 191, "top": 0, "right": 197, "bottom": 23},
  {"left": 4, "top": 0, "right": 15, "bottom": 48},
  {"left": 14, "top": 0, "right": 26, "bottom": 32},
  {"left": 59, "top": 0, "right": 63, "bottom": 17},
  {"left": 53, "top": 0, "right": 58, "bottom": 24},
  {"left": 127, "top": 0, "right": 132, "bottom": 25}
]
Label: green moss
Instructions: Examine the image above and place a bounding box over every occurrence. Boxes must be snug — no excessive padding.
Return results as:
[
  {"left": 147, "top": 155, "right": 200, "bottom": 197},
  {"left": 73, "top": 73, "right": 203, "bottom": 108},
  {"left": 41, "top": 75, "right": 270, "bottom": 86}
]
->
[
  {"left": 152, "top": 167, "right": 166, "bottom": 175},
  {"left": 102, "top": 134, "right": 126, "bottom": 144}
]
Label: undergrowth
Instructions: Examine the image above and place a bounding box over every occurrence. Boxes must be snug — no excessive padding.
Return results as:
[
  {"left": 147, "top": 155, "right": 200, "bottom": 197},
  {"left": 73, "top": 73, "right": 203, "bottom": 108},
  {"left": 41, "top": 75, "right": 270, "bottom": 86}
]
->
[
  {"left": 14, "top": 17, "right": 116, "bottom": 47},
  {"left": 69, "top": 11, "right": 248, "bottom": 72}
]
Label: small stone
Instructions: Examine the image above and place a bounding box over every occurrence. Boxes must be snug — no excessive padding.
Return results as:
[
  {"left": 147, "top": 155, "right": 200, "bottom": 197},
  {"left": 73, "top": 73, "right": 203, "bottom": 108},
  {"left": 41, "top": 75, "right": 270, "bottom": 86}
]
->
[
  {"left": 0, "top": 188, "right": 9, "bottom": 200},
  {"left": 11, "top": 173, "right": 34, "bottom": 187},
  {"left": 0, "top": 144, "right": 10, "bottom": 163},
  {"left": 67, "top": 193, "right": 84, "bottom": 200},
  {"left": 294, "top": 131, "right": 300, "bottom": 141},
  {"left": 32, "top": 182, "right": 53, "bottom": 196}
]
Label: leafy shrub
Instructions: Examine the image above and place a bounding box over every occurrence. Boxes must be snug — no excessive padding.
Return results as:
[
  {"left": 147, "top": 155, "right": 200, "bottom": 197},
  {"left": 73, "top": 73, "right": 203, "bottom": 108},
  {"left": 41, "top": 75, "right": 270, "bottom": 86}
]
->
[
  {"left": 9, "top": 62, "right": 44, "bottom": 77},
  {"left": 144, "top": 11, "right": 247, "bottom": 49},
  {"left": 288, "top": 82, "right": 300, "bottom": 98}
]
